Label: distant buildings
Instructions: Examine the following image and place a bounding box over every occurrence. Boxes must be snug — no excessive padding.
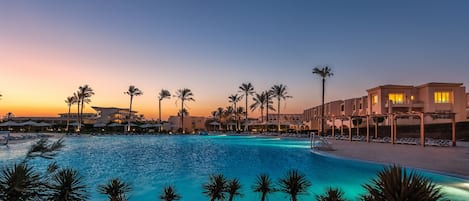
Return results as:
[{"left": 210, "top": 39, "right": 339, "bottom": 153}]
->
[
  {"left": 92, "top": 106, "right": 144, "bottom": 124},
  {"left": 167, "top": 115, "right": 207, "bottom": 133},
  {"left": 303, "top": 82, "right": 468, "bottom": 131}
]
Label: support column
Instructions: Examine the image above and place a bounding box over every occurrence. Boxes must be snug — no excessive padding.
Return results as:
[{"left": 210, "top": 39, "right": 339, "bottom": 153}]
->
[
  {"left": 394, "top": 117, "right": 397, "bottom": 141},
  {"left": 341, "top": 118, "right": 344, "bottom": 135},
  {"left": 356, "top": 117, "right": 359, "bottom": 136},
  {"left": 390, "top": 114, "right": 394, "bottom": 145},
  {"left": 420, "top": 113, "right": 425, "bottom": 147},
  {"left": 349, "top": 117, "right": 352, "bottom": 141},
  {"left": 452, "top": 115, "right": 456, "bottom": 146},
  {"left": 375, "top": 117, "right": 378, "bottom": 138},
  {"left": 366, "top": 115, "right": 370, "bottom": 143},
  {"left": 332, "top": 117, "right": 335, "bottom": 140}
]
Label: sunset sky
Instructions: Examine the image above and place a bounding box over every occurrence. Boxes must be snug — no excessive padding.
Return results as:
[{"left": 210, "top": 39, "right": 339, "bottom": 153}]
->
[{"left": 1, "top": 0, "right": 469, "bottom": 120}]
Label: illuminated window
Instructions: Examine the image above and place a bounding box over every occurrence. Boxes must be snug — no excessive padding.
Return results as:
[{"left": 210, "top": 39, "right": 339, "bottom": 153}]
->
[
  {"left": 372, "top": 95, "right": 378, "bottom": 105},
  {"left": 434, "top": 91, "right": 451, "bottom": 103},
  {"left": 388, "top": 93, "right": 404, "bottom": 104}
]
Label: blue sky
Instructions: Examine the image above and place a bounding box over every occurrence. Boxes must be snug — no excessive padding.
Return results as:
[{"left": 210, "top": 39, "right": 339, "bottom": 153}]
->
[{"left": 1, "top": 0, "right": 468, "bottom": 118}]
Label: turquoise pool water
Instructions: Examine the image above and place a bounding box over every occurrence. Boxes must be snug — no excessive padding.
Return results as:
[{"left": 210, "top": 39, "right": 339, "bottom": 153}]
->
[{"left": 1, "top": 135, "right": 468, "bottom": 200}]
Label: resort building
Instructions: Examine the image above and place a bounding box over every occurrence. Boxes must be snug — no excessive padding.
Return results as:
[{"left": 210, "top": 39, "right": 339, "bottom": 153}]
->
[
  {"left": 167, "top": 115, "right": 207, "bottom": 133},
  {"left": 303, "top": 82, "right": 468, "bottom": 131},
  {"left": 92, "top": 106, "right": 144, "bottom": 125}
]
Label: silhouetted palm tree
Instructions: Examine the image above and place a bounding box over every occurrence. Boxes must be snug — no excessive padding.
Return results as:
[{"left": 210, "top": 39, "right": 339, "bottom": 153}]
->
[
  {"left": 77, "top": 84, "right": 95, "bottom": 130},
  {"left": 252, "top": 174, "right": 276, "bottom": 201},
  {"left": 271, "top": 84, "right": 292, "bottom": 134},
  {"left": 214, "top": 107, "right": 224, "bottom": 131},
  {"left": 160, "top": 185, "right": 181, "bottom": 201},
  {"left": 158, "top": 89, "right": 171, "bottom": 132},
  {"left": 278, "top": 169, "right": 311, "bottom": 201},
  {"left": 312, "top": 66, "right": 333, "bottom": 135},
  {"left": 65, "top": 96, "right": 78, "bottom": 132},
  {"left": 228, "top": 94, "right": 243, "bottom": 131},
  {"left": 48, "top": 168, "right": 88, "bottom": 201},
  {"left": 239, "top": 83, "right": 254, "bottom": 131},
  {"left": 203, "top": 174, "right": 228, "bottom": 201},
  {"left": 0, "top": 163, "right": 42, "bottom": 200},
  {"left": 315, "top": 187, "right": 347, "bottom": 201},
  {"left": 175, "top": 88, "right": 195, "bottom": 133},
  {"left": 73, "top": 92, "right": 80, "bottom": 131},
  {"left": 98, "top": 178, "right": 131, "bottom": 201},
  {"left": 226, "top": 178, "right": 243, "bottom": 201},
  {"left": 224, "top": 106, "right": 235, "bottom": 131},
  {"left": 362, "top": 165, "right": 444, "bottom": 201},
  {"left": 124, "top": 85, "right": 143, "bottom": 132},
  {"left": 25, "top": 138, "right": 65, "bottom": 160}
]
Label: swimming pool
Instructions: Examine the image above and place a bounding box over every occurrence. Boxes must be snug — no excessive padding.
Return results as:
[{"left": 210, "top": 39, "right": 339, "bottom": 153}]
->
[{"left": 1, "top": 135, "right": 468, "bottom": 200}]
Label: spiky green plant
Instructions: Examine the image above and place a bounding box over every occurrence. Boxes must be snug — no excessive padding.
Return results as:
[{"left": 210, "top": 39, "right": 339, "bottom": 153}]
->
[
  {"left": 252, "top": 174, "right": 276, "bottom": 201},
  {"left": 278, "top": 169, "right": 311, "bottom": 201},
  {"left": 315, "top": 187, "right": 347, "bottom": 201},
  {"left": 159, "top": 185, "right": 181, "bottom": 201},
  {"left": 0, "top": 163, "right": 42, "bottom": 201},
  {"left": 226, "top": 178, "right": 243, "bottom": 201},
  {"left": 362, "top": 165, "right": 444, "bottom": 201},
  {"left": 98, "top": 178, "right": 131, "bottom": 201},
  {"left": 203, "top": 174, "right": 228, "bottom": 201},
  {"left": 47, "top": 168, "right": 88, "bottom": 201}
]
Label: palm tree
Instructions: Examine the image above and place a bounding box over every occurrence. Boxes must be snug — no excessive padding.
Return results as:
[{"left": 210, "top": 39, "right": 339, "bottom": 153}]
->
[
  {"left": 48, "top": 168, "right": 88, "bottom": 201},
  {"left": 312, "top": 66, "right": 333, "bottom": 135},
  {"left": 0, "top": 163, "right": 42, "bottom": 200},
  {"left": 362, "top": 165, "right": 444, "bottom": 201},
  {"left": 271, "top": 84, "right": 292, "bottom": 134},
  {"left": 226, "top": 178, "right": 243, "bottom": 201},
  {"left": 278, "top": 169, "right": 311, "bottom": 201},
  {"left": 73, "top": 92, "right": 80, "bottom": 131},
  {"left": 124, "top": 85, "right": 143, "bottom": 132},
  {"left": 203, "top": 174, "right": 228, "bottom": 201},
  {"left": 97, "top": 178, "right": 131, "bottom": 201},
  {"left": 77, "top": 84, "right": 95, "bottom": 129},
  {"left": 228, "top": 94, "right": 243, "bottom": 131},
  {"left": 215, "top": 107, "right": 224, "bottom": 131},
  {"left": 159, "top": 185, "right": 181, "bottom": 201},
  {"left": 252, "top": 174, "right": 276, "bottom": 201},
  {"left": 238, "top": 83, "right": 254, "bottom": 131},
  {"left": 65, "top": 96, "right": 78, "bottom": 132},
  {"left": 250, "top": 92, "right": 274, "bottom": 132},
  {"left": 315, "top": 187, "right": 347, "bottom": 201},
  {"left": 224, "top": 106, "right": 235, "bottom": 131},
  {"left": 175, "top": 88, "right": 195, "bottom": 133},
  {"left": 158, "top": 89, "right": 171, "bottom": 132}
]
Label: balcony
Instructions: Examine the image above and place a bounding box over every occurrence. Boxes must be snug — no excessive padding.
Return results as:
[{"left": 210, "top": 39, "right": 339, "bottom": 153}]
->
[{"left": 385, "top": 101, "right": 424, "bottom": 108}]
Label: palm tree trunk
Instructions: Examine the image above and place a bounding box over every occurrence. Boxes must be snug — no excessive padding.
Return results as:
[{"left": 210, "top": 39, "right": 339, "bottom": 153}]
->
[
  {"left": 159, "top": 99, "right": 162, "bottom": 132},
  {"left": 181, "top": 100, "right": 184, "bottom": 133},
  {"left": 76, "top": 100, "right": 81, "bottom": 132},
  {"left": 128, "top": 95, "right": 133, "bottom": 132},
  {"left": 261, "top": 193, "right": 266, "bottom": 201},
  {"left": 66, "top": 105, "right": 71, "bottom": 132},
  {"left": 266, "top": 100, "right": 269, "bottom": 131},
  {"left": 277, "top": 97, "right": 281, "bottom": 134},
  {"left": 80, "top": 100, "right": 84, "bottom": 129},
  {"left": 321, "top": 77, "right": 325, "bottom": 135},
  {"left": 245, "top": 93, "right": 248, "bottom": 131},
  {"left": 234, "top": 102, "right": 238, "bottom": 131},
  {"left": 260, "top": 108, "right": 264, "bottom": 132}
]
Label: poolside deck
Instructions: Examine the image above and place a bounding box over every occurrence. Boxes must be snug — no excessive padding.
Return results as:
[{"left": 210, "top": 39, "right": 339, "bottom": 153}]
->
[{"left": 321, "top": 140, "right": 469, "bottom": 178}]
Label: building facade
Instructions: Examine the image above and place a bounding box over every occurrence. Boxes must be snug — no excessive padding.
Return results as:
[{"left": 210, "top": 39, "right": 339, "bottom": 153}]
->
[
  {"left": 92, "top": 106, "right": 143, "bottom": 124},
  {"left": 167, "top": 115, "right": 207, "bottom": 133},
  {"left": 303, "top": 82, "right": 467, "bottom": 130}
]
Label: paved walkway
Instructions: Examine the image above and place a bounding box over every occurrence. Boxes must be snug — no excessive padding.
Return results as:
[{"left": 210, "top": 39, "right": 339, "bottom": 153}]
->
[{"left": 321, "top": 140, "right": 469, "bottom": 178}]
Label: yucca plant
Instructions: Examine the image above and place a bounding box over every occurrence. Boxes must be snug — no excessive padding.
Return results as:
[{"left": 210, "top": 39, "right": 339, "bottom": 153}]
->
[
  {"left": 0, "top": 163, "right": 42, "bottom": 201},
  {"left": 315, "top": 187, "right": 347, "bottom": 201},
  {"left": 98, "top": 178, "right": 131, "bottom": 201},
  {"left": 203, "top": 174, "right": 228, "bottom": 201},
  {"left": 159, "top": 185, "right": 181, "bottom": 201},
  {"left": 278, "top": 169, "right": 311, "bottom": 201},
  {"left": 252, "top": 174, "right": 276, "bottom": 201},
  {"left": 362, "top": 165, "right": 445, "bottom": 201},
  {"left": 47, "top": 168, "right": 88, "bottom": 201},
  {"left": 226, "top": 178, "right": 243, "bottom": 201}
]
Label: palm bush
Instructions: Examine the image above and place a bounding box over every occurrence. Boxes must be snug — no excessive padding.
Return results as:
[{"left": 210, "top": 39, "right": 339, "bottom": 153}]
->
[
  {"left": 0, "top": 163, "right": 42, "bottom": 201},
  {"left": 48, "top": 168, "right": 88, "bottom": 201},
  {"left": 203, "top": 174, "right": 228, "bottom": 201},
  {"left": 252, "top": 173, "right": 276, "bottom": 201},
  {"left": 362, "top": 165, "right": 445, "bottom": 201},
  {"left": 159, "top": 185, "right": 181, "bottom": 201},
  {"left": 98, "top": 178, "right": 131, "bottom": 201},
  {"left": 315, "top": 187, "right": 347, "bottom": 201},
  {"left": 226, "top": 178, "right": 243, "bottom": 201},
  {"left": 278, "top": 169, "right": 311, "bottom": 201}
]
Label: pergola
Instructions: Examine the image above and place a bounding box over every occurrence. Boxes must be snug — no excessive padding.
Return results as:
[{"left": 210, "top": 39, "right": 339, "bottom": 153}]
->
[{"left": 328, "top": 112, "right": 457, "bottom": 147}]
